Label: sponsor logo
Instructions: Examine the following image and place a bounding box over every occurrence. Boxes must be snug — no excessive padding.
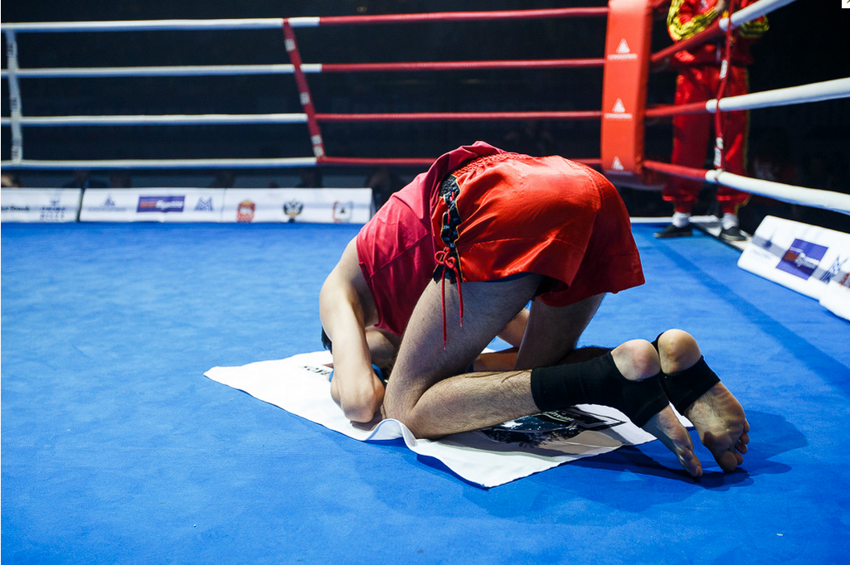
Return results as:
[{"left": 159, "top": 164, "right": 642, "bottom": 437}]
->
[
  {"left": 604, "top": 98, "right": 632, "bottom": 120},
  {"left": 40, "top": 197, "right": 66, "bottom": 221},
  {"left": 611, "top": 156, "right": 624, "bottom": 171},
  {"left": 283, "top": 199, "right": 304, "bottom": 222},
  {"left": 776, "top": 239, "right": 828, "bottom": 281},
  {"left": 302, "top": 364, "right": 332, "bottom": 378},
  {"left": 137, "top": 195, "right": 185, "bottom": 213},
  {"left": 333, "top": 201, "right": 354, "bottom": 223},
  {"left": 1, "top": 204, "right": 31, "bottom": 213},
  {"left": 194, "top": 197, "right": 214, "bottom": 212},
  {"left": 236, "top": 199, "right": 255, "bottom": 223},
  {"left": 88, "top": 194, "right": 128, "bottom": 212},
  {"left": 607, "top": 38, "right": 638, "bottom": 61},
  {"left": 820, "top": 256, "right": 848, "bottom": 284}
]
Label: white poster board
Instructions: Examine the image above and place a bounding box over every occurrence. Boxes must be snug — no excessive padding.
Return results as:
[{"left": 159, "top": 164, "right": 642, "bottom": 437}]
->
[
  {"left": 1, "top": 188, "right": 82, "bottom": 223},
  {"left": 220, "top": 188, "right": 372, "bottom": 224},
  {"left": 738, "top": 216, "right": 850, "bottom": 318},
  {"left": 79, "top": 188, "right": 226, "bottom": 222}
]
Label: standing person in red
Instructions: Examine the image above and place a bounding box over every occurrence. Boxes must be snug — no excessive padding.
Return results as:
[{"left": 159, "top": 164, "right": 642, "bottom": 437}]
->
[
  {"left": 656, "top": 0, "right": 768, "bottom": 241},
  {"left": 319, "top": 141, "right": 750, "bottom": 477}
]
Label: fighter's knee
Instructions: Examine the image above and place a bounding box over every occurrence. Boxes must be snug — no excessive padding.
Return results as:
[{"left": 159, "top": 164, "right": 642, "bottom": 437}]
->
[
  {"left": 382, "top": 392, "right": 440, "bottom": 438},
  {"left": 383, "top": 405, "right": 429, "bottom": 437},
  {"left": 657, "top": 329, "right": 701, "bottom": 374},
  {"left": 381, "top": 389, "right": 411, "bottom": 424}
]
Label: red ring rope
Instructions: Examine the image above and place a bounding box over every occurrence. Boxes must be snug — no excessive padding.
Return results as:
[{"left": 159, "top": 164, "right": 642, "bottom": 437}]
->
[
  {"left": 320, "top": 59, "right": 604, "bottom": 73},
  {"left": 315, "top": 111, "right": 602, "bottom": 123},
  {"left": 315, "top": 8, "right": 608, "bottom": 26}
]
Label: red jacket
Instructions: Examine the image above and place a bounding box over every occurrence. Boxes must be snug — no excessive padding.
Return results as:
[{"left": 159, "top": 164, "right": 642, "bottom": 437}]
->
[{"left": 668, "top": 0, "right": 768, "bottom": 66}]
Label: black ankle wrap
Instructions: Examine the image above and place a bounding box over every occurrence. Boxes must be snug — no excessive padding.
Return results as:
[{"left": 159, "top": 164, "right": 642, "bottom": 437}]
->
[
  {"left": 529, "top": 352, "right": 669, "bottom": 428},
  {"left": 659, "top": 356, "right": 720, "bottom": 414}
]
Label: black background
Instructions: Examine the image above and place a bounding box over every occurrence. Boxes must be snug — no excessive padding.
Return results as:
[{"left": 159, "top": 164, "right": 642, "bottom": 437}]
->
[{"left": 2, "top": 1, "right": 849, "bottom": 228}]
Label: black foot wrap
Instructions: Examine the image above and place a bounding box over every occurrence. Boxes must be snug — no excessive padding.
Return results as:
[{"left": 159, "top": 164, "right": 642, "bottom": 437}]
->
[
  {"left": 659, "top": 356, "right": 720, "bottom": 415},
  {"left": 529, "top": 352, "right": 669, "bottom": 428}
]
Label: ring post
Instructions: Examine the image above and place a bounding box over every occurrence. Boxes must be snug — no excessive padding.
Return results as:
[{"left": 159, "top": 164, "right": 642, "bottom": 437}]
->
[
  {"left": 4, "top": 31, "right": 24, "bottom": 163},
  {"left": 600, "top": 0, "right": 653, "bottom": 186}
]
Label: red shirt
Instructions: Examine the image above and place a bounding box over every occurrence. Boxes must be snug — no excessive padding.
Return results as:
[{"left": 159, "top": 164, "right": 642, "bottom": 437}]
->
[{"left": 356, "top": 142, "right": 502, "bottom": 336}]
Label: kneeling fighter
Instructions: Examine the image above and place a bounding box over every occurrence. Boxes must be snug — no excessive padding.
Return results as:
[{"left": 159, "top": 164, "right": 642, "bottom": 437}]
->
[{"left": 319, "top": 142, "right": 749, "bottom": 477}]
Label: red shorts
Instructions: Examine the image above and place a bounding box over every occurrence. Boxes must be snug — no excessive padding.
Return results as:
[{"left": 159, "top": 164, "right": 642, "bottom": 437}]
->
[
  {"left": 357, "top": 143, "right": 644, "bottom": 337},
  {"left": 432, "top": 152, "right": 644, "bottom": 307}
]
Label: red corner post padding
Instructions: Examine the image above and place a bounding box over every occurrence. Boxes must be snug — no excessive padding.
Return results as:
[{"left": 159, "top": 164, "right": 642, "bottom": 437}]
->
[{"left": 600, "top": 0, "right": 653, "bottom": 185}]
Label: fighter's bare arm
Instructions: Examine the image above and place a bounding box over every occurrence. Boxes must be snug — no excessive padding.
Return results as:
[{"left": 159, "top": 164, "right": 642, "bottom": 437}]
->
[{"left": 319, "top": 238, "right": 385, "bottom": 423}]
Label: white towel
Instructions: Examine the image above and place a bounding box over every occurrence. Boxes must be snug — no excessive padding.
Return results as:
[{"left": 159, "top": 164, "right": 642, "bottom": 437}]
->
[{"left": 205, "top": 351, "right": 679, "bottom": 487}]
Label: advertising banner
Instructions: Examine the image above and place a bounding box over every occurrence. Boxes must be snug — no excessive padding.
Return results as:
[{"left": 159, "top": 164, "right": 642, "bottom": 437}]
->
[
  {"left": 80, "top": 188, "right": 225, "bottom": 222},
  {"left": 221, "top": 188, "right": 372, "bottom": 224},
  {"left": 738, "top": 216, "right": 850, "bottom": 304},
  {"left": 1, "top": 188, "right": 82, "bottom": 222},
  {"left": 820, "top": 271, "right": 850, "bottom": 321}
]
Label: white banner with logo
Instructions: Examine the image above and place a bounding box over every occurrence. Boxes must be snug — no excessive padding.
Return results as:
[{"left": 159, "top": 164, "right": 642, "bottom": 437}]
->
[
  {"left": 820, "top": 271, "right": 850, "bottom": 321},
  {"left": 220, "top": 188, "right": 372, "bottom": 224},
  {"left": 738, "top": 216, "right": 850, "bottom": 312},
  {"left": 1, "top": 188, "right": 82, "bottom": 222},
  {"left": 80, "top": 188, "right": 225, "bottom": 222}
]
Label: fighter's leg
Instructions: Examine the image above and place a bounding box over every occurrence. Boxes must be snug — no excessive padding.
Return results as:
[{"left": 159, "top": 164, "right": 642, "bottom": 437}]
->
[
  {"left": 471, "top": 294, "right": 597, "bottom": 372},
  {"left": 514, "top": 294, "right": 604, "bottom": 370},
  {"left": 385, "top": 278, "right": 701, "bottom": 475},
  {"left": 656, "top": 330, "right": 749, "bottom": 473},
  {"left": 515, "top": 302, "right": 701, "bottom": 477},
  {"left": 383, "top": 274, "right": 543, "bottom": 437}
]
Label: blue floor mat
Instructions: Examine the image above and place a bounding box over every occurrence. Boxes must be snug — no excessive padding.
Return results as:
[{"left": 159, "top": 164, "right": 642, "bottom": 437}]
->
[{"left": 2, "top": 222, "right": 848, "bottom": 564}]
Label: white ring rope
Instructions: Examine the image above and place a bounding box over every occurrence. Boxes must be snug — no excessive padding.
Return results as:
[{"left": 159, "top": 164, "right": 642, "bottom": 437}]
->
[
  {"left": 0, "top": 64, "right": 323, "bottom": 79},
  {"left": 705, "top": 77, "right": 850, "bottom": 113},
  {"left": 0, "top": 113, "right": 308, "bottom": 127},
  {"left": 720, "top": 0, "right": 796, "bottom": 31},
  {"left": 0, "top": 18, "right": 320, "bottom": 33},
  {"left": 705, "top": 170, "right": 850, "bottom": 216},
  {"left": 0, "top": 157, "right": 317, "bottom": 170},
  {"left": 2, "top": 7, "right": 848, "bottom": 225},
  {"left": 4, "top": 31, "right": 23, "bottom": 162}
]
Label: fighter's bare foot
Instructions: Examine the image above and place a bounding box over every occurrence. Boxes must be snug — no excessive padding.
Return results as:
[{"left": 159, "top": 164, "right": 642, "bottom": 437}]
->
[
  {"left": 642, "top": 406, "right": 702, "bottom": 477},
  {"left": 682, "top": 382, "right": 749, "bottom": 473},
  {"left": 612, "top": 340, "right": 703, "bottom": 478},
  {"left": 656, "top": 330, "right": 749, "bottom": 473}
]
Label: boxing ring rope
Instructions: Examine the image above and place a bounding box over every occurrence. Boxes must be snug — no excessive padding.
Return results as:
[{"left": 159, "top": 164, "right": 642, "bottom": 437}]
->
[
  {"left": 634, "top": 0, "right": 850, "bottom": 216},
  {"left": 2, "top": 0, "right": 847, "bottom": 220},
  {"left": 1, "top": 8, "right": 608, "bottom": 170},
  {"left": 645, "top": 77, "right": 850, "bottom": 117}
]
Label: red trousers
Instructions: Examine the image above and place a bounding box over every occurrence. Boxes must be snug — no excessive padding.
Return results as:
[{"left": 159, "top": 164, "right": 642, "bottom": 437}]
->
[{"left": 664, "top": 64, "right": 751, "bottom": 214}]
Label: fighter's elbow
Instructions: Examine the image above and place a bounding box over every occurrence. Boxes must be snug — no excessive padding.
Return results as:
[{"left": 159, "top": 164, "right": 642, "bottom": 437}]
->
[
  {"left": 340, "top": 390, "right": 382, "bottom": 423},
  {"left": 342, "top": 401, "right": 379, "bottom": 423}
]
